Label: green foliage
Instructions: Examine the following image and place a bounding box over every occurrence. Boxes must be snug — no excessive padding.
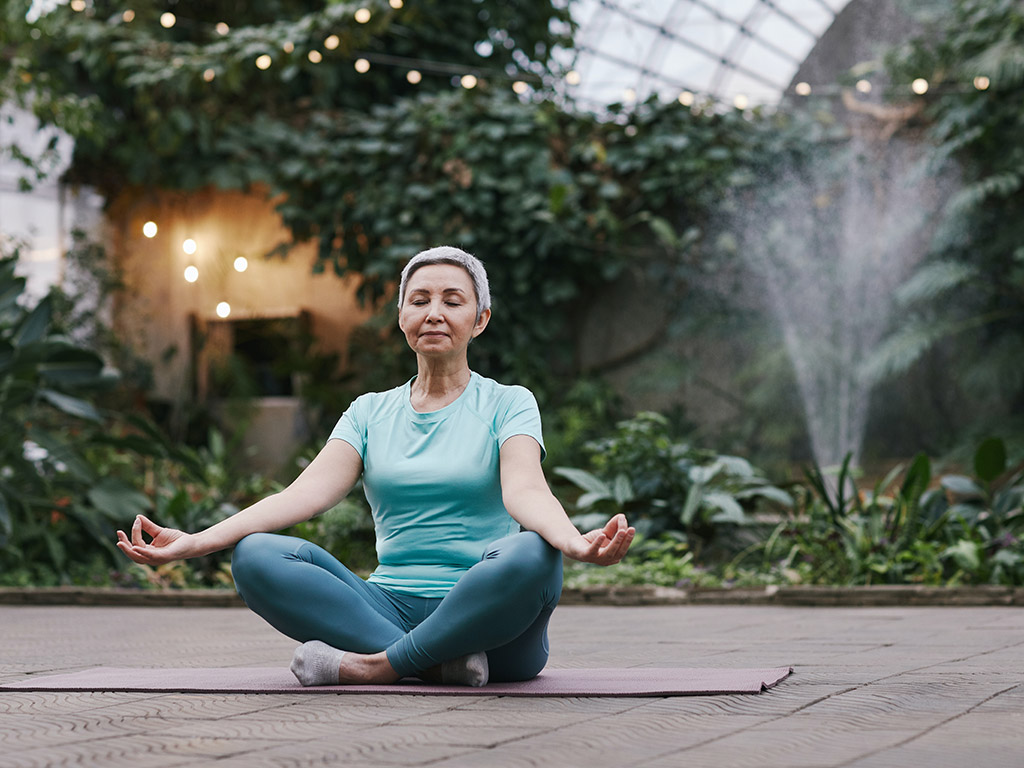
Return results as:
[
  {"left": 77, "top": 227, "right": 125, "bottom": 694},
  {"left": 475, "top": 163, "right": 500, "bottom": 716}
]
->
[
  {"left": 871, "top": 0, "right": 1024, "bottom": 437},
  {"left": 0, "top": 241, "right": 133, "bottom": 577},
  {"left": 555, "top": 412, "right": 793, "bottom": 556},
  {"left": 745, "top": 439, "right": 1024, "bottom": 586}
]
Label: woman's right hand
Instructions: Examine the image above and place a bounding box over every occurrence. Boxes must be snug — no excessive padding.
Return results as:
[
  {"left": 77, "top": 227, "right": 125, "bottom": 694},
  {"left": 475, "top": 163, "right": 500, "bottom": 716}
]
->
[{"left": 116, "top": 514, "right": 197, "bottom": 566}]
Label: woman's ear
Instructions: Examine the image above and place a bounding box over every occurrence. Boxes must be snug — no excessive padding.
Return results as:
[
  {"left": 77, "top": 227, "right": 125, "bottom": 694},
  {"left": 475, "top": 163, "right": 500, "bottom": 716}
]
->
[{"left": 472, "top": 308, "right": 491, "bottom": 337}]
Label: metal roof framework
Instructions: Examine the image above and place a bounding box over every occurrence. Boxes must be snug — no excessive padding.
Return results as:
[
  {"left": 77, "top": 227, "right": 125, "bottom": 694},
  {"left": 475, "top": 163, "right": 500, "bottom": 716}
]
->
[{"left": 566, "top": 0, "right": 853, "bottom": 108}]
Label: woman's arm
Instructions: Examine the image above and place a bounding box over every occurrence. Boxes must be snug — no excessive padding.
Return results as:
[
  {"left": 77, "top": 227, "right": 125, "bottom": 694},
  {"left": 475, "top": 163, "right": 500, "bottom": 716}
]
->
[
  {"left": 116, "top": 439, "right": 364, "bottom": 565},
  {"left": 499, "top": 434, "right": 634, "bottom": 565}
]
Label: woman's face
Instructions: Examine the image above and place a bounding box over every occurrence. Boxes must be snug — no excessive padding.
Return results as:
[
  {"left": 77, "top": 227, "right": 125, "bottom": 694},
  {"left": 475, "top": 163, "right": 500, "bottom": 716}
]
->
[{"left": 398, "top": 264, "right": 490, "bottom": 359}]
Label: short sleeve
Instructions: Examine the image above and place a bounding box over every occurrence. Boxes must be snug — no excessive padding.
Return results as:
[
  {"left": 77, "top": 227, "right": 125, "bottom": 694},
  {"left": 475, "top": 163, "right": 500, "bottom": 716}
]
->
[
  {"left": 328, "top": 397, "right": 367, "bottom": 458},
  {"left": 496, "top": 386, "right": 546, "bottom": 461}
]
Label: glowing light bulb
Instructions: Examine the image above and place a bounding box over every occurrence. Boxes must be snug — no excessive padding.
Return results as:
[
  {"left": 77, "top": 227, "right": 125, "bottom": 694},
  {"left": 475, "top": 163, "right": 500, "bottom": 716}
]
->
[
  {"left": 282, "top": 41, "right": 294, "bottom": 54},
  {"left": 678, "top": 91, "right": 694, "bottom": 106},
  {"left": 122, "top": 9, "right": 135, "bottom": 22},
  {"left": 182, "top": 239, "right": 197, "bottom": 255},
  {"left": 324, "top": 35, "right": 340, "bottom": 50},
  {"left": 184, "top": 266, "right": 199, "bottom": 283},
  {"left": 512, "top": 81, "right": 528, "bottom": 95},
  {"left": 216, "top": 22, "right": 229, "bottom": 35},
  {"left": 734, "top": 94, "right": 749, "bottom": 109},
  {"left": 256, "top": 55, "right": 272, "bottom": 70},
  {"left": 203, "top": 68, "right": 216, "bottom": 82},
  {"left": 565, "top": 70, "right": 581, "bottom": 86},
  {"left": 307, "top": 50, "right": 321, "bottom": 64},
  {"left": 406, "top": 70, "right": 421, "bottom": 84},
  {"left": 70, "top": 0, "right": 85, "bottom": 11},
  {"left": 911, "top": 78, "right": 929, "bottom": 95},
  {"left": 856, "top": 79, "right": 872, "bottom": 93},
  {"left": 623, "top": 88, "right": 637, "bottom": 102},
  {"left": 355, "top": 8, "right": 371, "bottom": 23},
  {"left": 233, "top": 256, "right": 248, "bottom": 273},
  {"left": 159, "top": 12, "right": 175, "bottom": 28},
  {"left": 974, "top": 75, "right": 990, "bottom": 90},
  {"left": 216, "top": 302, "right": 231, "bottom": 318},
  {"left": 354, "top": 58, "right": 370, "bottom": 73},
  {"left": 142, "top": 221, "right": 158, "bottom": 238},
  {"left": 389, "top": 0, "right": 403, "bottom": 8},
  {"left": 795, "top": 82, "right": 811, "bottom": 96},
  {"left": 461, "top": 74, "right": 478, "bottom": 89}
]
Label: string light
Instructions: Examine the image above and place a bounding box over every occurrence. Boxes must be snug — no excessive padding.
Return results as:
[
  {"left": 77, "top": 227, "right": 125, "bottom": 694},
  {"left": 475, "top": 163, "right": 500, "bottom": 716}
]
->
[
  {"left": 389, "top": 0, "right": 403, "bottom": 7},
  {"left": 282, "top": 41, "right": 295, "bottom": 54},
  {"left": 324, "top": 35, "right": 340, "bottom": 50},
  {"left": 974, "top": 75, "right": 990, "bottom": 90},
  {"left": 70, "top": 0, "right": 85, "bottom": 11},
  {"left": 203, "top": 68, "right": 215, "bottom": 82},
  {"left": 856, "top": 79, "right": 872, "bottom": 93},
  {"left": 233, "top": 257, "right": 248, "bottom": 272},
  {"left": 215, "top": 22, "right": 229, "bottom": 35},
  {"left": 182, "top": 238, "right": 197, "bottom": 255},
  {"left": 184, "top": 266, "right": 199, "bottom": 283},
  {"left": 565, "top": 70, "right": 581, "bottom": 86},
  {"left": 122, "top": 9, "right": 135, "bottom": 22},
  {"left": 911, "top": 78, "right": 929, "bottom": 94},
  {"left": 160, "top": 12, "right": 176, "bottom": 28},
  {"left": 461, "top": 74, "right": 478, "bottom": 89},
  {"left": 308, "top": 50, "right": 323, "bottom": 64},
  {"left": 216, "top": 302, "right": 231, "bottom": 318},
  {"left": 406, "top": 69, "right": 421, "bottom": 84},
  {"left": 142, "top": 221, "right": 157, "bottom": 238},
  {"left": 256, "top": 54, "right": 272, "bottom": 70},
  {"left": 734, "top": 93, "right": 748, "bottom": 109},
  {"left": 795, "top": 82, "right": 811, "bottom": 96},
  {"left": 512, "top": 81, "right": 528, "bottom": 95},
  {"left": 678, "top": 90, "right": 694, "bottom": 106},
  {"left": 623, "top": 87, "right": 636, "bottom": 102},
  {"left": 355, "top": 8, "right": 371, "bottom": 23},
  {"left": 354, "top": 58, "right": 370, "bottom": 73}
]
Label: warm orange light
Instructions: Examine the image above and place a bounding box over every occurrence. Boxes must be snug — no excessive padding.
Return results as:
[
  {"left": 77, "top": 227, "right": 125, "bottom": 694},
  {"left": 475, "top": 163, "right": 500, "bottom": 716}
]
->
[
  {"left": 216, "top": 302, "right": 231, "bottom": 318},
  {"left": 184, "top": 266, "right": 199, "bottom": 283},
  {"left": 142, "top": 221, "right": 158, "bottom": 238},
  {"left": 159, "top": 12, "right": 176, "bottom": 28}
]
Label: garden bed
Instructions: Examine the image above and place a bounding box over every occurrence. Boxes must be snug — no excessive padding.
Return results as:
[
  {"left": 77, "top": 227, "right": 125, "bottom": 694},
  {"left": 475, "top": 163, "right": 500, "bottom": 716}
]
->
[{"left": 4, "top": 585, "right": 1024, "bottom": 608}]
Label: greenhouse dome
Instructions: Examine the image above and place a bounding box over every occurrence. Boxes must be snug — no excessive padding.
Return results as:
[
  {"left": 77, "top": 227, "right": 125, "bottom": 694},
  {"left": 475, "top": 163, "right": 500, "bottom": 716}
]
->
[{"left": 565, "top": 0, "right": 855, "bottom": 108}]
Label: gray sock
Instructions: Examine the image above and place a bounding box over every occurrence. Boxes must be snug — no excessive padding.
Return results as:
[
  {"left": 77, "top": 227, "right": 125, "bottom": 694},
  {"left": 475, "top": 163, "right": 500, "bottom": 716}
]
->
[
  {"left": 291, "top": 640, "right": 346, "bottom": 686},
  {"left": 441, "top": 651, "right": 489, "bottom": 687}
]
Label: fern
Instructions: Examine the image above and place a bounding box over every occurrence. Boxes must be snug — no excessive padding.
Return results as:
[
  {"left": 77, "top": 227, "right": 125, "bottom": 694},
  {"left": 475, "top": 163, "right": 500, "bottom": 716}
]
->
[{"left": 895, "top": 260, "right": 977, "bottom": 305}]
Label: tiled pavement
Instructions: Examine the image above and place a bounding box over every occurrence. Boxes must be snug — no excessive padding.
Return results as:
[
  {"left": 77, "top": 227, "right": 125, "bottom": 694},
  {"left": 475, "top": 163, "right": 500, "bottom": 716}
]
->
[{"left": 1, "top": 603, "right": 1022, "bottom": 767}]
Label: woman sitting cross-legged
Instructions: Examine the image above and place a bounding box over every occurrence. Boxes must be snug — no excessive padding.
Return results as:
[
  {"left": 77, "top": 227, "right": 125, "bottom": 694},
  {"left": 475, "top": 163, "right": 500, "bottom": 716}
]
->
[{"left": 116, "top": 245, "right": 635, "bottom": 687}]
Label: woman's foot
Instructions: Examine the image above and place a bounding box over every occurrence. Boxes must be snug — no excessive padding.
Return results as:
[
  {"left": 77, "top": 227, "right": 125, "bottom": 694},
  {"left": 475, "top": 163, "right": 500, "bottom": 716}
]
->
[
  {"left": 290, "top": 641, "right": 400, "bottom": 686},
  {"left": 420, "top": 651, "right": 489, "bottom": 687}
]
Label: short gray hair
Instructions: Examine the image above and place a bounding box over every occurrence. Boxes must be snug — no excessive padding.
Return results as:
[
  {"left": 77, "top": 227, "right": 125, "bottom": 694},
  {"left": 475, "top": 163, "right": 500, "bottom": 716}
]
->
[{"left": 397, "top": 246, "right": 491, "bottom": 321}]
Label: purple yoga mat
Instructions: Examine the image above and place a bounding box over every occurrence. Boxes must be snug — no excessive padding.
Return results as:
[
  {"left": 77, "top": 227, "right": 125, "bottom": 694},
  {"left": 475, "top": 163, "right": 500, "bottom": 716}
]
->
[{"left": 1, "top": 666, "right": 791, "bottom": 697}]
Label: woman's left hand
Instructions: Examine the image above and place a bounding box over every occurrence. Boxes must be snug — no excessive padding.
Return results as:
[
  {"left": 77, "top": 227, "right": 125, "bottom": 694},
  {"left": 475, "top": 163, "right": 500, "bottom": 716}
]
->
[{"left": 562, "top": 513, "right": 635, "bottom": 566}]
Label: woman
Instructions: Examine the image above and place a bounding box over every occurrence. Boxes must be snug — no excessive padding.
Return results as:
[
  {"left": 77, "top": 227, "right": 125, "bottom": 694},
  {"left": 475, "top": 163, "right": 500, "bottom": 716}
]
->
[{"left": 117, "top": 246, "right": 634, "bottom": 687}]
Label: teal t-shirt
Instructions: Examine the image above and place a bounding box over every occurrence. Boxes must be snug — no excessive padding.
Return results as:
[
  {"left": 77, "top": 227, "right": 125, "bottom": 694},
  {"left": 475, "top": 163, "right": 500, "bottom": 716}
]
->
[{"left": 328, "top": 372, "right": 546, "bottom": 597}]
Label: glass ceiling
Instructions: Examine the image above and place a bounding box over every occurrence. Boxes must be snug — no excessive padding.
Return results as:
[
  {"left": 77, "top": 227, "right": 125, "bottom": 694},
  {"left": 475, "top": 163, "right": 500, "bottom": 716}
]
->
[{"left": 566, "top": 0, "right": 855, "bottom": 108}]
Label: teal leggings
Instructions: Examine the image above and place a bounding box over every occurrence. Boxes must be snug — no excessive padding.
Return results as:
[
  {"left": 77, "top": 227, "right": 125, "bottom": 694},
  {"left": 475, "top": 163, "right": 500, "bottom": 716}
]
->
[{"left": 231, "top": 531, "right": 563, "bottom": 682}]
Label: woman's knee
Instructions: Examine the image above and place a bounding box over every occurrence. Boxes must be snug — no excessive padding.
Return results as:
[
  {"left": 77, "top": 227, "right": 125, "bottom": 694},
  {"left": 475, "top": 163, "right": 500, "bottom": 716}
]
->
[
  {"left": 484, "top": 531, "right": 563, "bottom": 589},
  {"left": 231, "top": 532, "right": 285, "bottom": 591}
]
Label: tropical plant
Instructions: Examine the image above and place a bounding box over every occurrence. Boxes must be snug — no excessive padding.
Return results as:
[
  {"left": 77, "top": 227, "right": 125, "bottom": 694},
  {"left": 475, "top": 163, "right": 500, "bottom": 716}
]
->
[
  {"left": 748, "top": 438, "right": 1024, "bottom": 585},
  {"left": 865, "top": 0, "right": 1024, "bottom": 442},
  {"left": 555, "top": 411, "right": 793, "bottom": 556},
  {"left": 0, "top": 243, "right": 150, "bottom": 579}
]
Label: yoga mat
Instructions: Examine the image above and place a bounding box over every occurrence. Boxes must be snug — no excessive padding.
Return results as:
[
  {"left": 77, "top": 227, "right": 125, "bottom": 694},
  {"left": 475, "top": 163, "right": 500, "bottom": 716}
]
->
[{"left": 1, "top": 666, "right": 791, "bottom": 697}]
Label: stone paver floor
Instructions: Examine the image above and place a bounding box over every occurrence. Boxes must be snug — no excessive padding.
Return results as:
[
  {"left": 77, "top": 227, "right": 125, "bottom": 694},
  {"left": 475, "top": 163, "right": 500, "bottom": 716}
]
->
[{"left": 1, "top": 604, "right": 1022, "bottom": 767}]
